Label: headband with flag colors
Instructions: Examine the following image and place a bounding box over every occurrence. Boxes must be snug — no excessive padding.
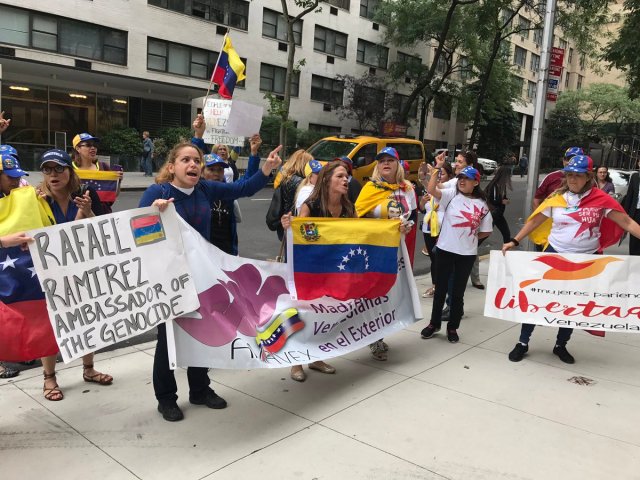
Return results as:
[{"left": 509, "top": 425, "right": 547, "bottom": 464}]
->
[{"left": 212, "top": 36, "right": 246, "bottom": 99}]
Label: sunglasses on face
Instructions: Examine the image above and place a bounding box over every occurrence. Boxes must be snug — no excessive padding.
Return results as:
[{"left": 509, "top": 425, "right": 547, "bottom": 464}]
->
[
  {"left": 78, "top": 143, "right": 97, "bottom": 149},
  {"left": 41, "top": 165, "right": 67, "bottom": 174}
]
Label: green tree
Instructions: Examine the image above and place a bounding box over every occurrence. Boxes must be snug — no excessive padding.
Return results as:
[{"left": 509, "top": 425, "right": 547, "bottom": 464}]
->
[
  {"left": 101, "top": 127, "right": 141, "bottom": 157},
  {"left": 605, "top": 0, "right": 640, "bottom": 97},
  {"left": 336, "top": 73, "right": 394, "bottom": 134}
]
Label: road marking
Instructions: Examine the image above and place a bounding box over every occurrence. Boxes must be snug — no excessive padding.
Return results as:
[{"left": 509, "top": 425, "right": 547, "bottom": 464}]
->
[{"left": 252, "top": 198, "right": 272, "bottom": 201}]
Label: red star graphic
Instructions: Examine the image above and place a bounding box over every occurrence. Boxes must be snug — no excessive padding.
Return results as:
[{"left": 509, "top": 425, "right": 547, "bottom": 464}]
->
[
  {"left": 451, "top": 204, "right": 485, "bottom": 236},
  {"left": 566, "top": 207, "right": 603, "bottom": 238}
]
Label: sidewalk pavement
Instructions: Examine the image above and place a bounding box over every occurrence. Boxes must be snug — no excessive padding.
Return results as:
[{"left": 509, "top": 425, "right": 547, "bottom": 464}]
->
[{"left": 3, "top": 257, "right": 640, "bottom": 480}]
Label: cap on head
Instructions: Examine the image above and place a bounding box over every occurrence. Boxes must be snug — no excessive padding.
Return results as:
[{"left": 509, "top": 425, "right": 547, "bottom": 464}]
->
[
  {"left": 0, "top": 144, "right": 19, "bottom": 160},
  {"left": 204, "top": 153, "right": 229, "bottom": 168},
  {"left": 72, "top": 133, "right": 100, "bottom": 148},
  {"left": 40, "top": 149, "right": 73, "bottom": 169},
  {"left": 0, "top": 154, "right": 28, "bottom": 177},
  {"left": 564, "top": 146, "right": 584, "bottom": 159},
  {"left": 457, "top": 166, "right": 481, "bottom": 182},
  {"left": 563, "top": 155, "right": 593, "bottom": 174},
  {"left": 375, "top": 147, "right": 399, "bottom": 161}
]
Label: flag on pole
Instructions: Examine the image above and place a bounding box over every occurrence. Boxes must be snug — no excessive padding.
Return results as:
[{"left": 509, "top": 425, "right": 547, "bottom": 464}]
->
[
  {"left": 0, "top": 187, "right": 58, "bottom": 361},
  {"left": 212, "top": 36, "right": 246, "bottom": 99},
  {"left": 287, "top": 217, "right": 401, "bottom": 301}
]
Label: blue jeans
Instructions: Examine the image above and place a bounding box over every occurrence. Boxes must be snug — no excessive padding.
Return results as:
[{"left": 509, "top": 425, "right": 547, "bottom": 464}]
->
[{"left": 143, "top": 154, "right": 153, "bottom": 176}]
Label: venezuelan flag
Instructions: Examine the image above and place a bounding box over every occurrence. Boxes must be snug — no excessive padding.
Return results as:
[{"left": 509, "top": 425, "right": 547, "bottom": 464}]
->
[
  {"left": 212, "top": 36, "right": 246, "bottom": 99},
  {"left": 255, "top": 308, "right": 304, "bottom": 357},
  {"left": 0, "top": 186, "right": 58, "bottom": 361},
  {"left": 288, "top": 217, "right": 400, "bottom": 301},
  {"left": 75, "top": 169, "right": 120, "bottom": 203},
  {"left": 130, "top": 214, "right": 166, "bottom": 246}
]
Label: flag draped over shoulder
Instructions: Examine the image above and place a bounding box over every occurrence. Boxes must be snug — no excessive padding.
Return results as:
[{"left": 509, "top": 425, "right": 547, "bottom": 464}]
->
[
  {"left": 0, "top": 187, "right": 58, "bottom": 361},
  {"left": 212, "top": 36, "right": 246, "bottom": 99},
  {"left": 75, "top": 169, "right": 120, "bottom": 203},
  {"left": 528, "top": 188, "right": 624, "bottom": 251},
  {"left": 287, "top": 217, "right": 400, "bottom": 300},
  {"left": 355, "top": 181, "right": 409, "bottom": 218}
]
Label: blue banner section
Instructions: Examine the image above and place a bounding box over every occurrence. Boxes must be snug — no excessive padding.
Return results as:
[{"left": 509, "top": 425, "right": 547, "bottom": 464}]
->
[{"left": 292, "top": 244, "right": 397, "bottom": 274}]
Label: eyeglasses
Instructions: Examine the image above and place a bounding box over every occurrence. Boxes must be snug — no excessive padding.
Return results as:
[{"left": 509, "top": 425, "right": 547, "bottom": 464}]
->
[
  {"left": 78, "top": 142, "right": 97, "bottom": 149},
  {"left": 41, "top": 165, "right": 67, "bottom": 174}
]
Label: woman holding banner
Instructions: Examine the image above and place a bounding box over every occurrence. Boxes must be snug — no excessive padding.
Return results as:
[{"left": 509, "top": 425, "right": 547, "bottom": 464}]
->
[
  {"left": 71, "top": 132, "right": 123, "bottom": 214},
  {"left": 355, "top": 147, "right": 416, "bottom": 361},
  {"left": 420, "top": 153, "right": 492, "bottom": 344},
  {"left": 503, "top": 155, "right": 640, "bottom": 364},
  {"left": 38, "top": 149, "right": 112, "bottom": 401},
  {"left": 140, "top": 141, "right": 282, "bottom": 422},
  {"left": 280, "top": 160, "right": 353, "bottom": 381}
]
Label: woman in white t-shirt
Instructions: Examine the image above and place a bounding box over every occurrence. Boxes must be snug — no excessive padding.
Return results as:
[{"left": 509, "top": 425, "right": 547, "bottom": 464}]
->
[
  {"left": 502, "top": 155, "right": 640, "bottom": 364},
  {"left": 355, "top": 146, "right": 416, "bottom": 360},
  {"left": 418, "top": 162, "right": 454, "bottom": 298},
  {"left": 420, "top": 152, "right": 493, "bottom": 343}
]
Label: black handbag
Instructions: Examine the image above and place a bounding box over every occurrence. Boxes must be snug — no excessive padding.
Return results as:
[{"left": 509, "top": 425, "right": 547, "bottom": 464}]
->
[{"left": 265, "top": 187, "right": 283, "bottom": 231}]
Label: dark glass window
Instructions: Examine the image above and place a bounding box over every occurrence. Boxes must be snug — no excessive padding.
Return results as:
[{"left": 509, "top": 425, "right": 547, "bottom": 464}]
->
[
  {"left": 147, "top": 38, "right": 218, "bottom": 80},
  {"left": 262, "top": 8, "right": 303, "bottom": 45},
  {"left": 310, "top": 75, "right": 344, "bottom": 105},
  {"left": 356, "top": 39, "right": 388, "bottom": 68},
  {"left": 259, "top": 63, "right": 299, "bottom": 96},
  {"left": 314, "top": 25, "right": 347, "bottom": 58}
]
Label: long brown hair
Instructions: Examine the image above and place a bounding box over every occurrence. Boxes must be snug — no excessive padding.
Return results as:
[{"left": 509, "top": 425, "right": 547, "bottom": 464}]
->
[
  {"left": 305, "top": 162, "right": 355, "bottom": 218},
  {"left": 38, "top": 167, "right": 81, "bottom": 198},
  {"left": 155, "top": 142, "right": 203, "bottom": 184}
]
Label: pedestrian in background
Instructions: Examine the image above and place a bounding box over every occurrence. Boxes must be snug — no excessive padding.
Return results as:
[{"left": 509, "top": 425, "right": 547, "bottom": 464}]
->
[
  {"left": 484, "top": 165, "right": 513, "bottom": 243},
  {"left": 595, "top": 165, "right": 615, "bottom": 195},
  {"left": 142, "top": 131, "right": 154, "bottom": 177},
  {"left": 519, "top": 153, "right": 529, "bottom": 177}
]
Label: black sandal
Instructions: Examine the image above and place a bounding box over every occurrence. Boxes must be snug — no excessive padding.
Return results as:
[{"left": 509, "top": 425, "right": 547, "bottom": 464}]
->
[
  {"left": 0, "top": 363, "right": 19, "bottom": 379},
  {"left": 43, "top": 371, "right": 64, "bottom": 401}
]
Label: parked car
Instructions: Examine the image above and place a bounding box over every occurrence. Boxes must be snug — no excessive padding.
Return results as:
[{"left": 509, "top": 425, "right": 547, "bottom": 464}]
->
[
  {"left": 608, "top": 168, "right": 633, "bottom": 202},
  {"left": 307, "top": 135, "right": 425, "bottom": 183},
  {"left": 477, "top": 157, "right": 498, "bottom": 176}
]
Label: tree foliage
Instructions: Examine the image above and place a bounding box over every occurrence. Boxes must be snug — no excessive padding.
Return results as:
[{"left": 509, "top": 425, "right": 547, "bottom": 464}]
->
[
  {"left": 101, "top": 127, "right": 142, "bottom": 157},
  {"left": 605, "top": 0, "right": 640, "bottom": 98},
  {"left": 336, "top": 73, "right": 395, "bottom": 134}
]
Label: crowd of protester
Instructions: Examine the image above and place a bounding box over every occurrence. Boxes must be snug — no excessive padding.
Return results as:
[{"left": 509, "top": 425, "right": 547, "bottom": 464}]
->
[{"left": 2, "top": 108, "right": 639, "bottom": 422}]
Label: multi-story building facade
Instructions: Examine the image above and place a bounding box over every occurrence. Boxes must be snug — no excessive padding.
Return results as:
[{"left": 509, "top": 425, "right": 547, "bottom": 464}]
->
[{"left": 0, "top": 0, "right": 624, "bottom": 167}]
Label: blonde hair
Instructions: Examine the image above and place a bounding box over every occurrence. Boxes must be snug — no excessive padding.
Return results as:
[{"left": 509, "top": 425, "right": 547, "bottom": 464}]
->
[
  {"left": 212, "top": 144, "right": 229, "bottom": 155},
  {"left": 38, "top": 167, "right": 82, "bottom": 199},
  {"left": 155, "top": 143, "right": 203, "bottom": 184},
  {"left": 371, "top": 160, "right": 413, "bottom": 189},
  {"left": 280, "top": 149, "right": 313, "bottom": 184}
]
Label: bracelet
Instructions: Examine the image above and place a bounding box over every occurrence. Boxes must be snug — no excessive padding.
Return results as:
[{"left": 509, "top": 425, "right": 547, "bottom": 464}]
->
[{"left": 509, "top": 238, "right": 520, "bottom": 246}]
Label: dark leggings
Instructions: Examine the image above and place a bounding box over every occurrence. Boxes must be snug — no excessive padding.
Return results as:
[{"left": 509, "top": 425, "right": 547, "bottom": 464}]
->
[
  {"left": 430, "top": 248, "right": 476, "bottom": 330},
  {"left": 492, "top": 210, "right": 511, "bottom": 243},
  {"left": 153, "top": 323, "right": 210, "bottom": 405},
  {"left": 422, "top": 232, "right": 439, "bottom": 284}
]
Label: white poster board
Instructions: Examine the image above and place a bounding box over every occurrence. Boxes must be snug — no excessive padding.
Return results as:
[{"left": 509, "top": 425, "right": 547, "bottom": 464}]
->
[
  {"left": 226, "top": 100, "right": 264, "bottom": 136},
  {"left": 29, "top": 206, "right": 200, "bottom": 362},
  {"left": 203, "top": 98, "right": 244, "bottom": 146}
]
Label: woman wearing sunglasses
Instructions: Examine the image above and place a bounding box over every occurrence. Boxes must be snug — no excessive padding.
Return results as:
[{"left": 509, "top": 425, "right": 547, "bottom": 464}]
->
[{"left": 37, "top": 149, "right": 112, "bottom": 401}]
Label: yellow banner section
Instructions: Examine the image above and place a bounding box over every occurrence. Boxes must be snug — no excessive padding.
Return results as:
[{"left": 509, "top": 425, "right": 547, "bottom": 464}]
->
[
  {"left": 0, "top": 186, "right": 55, "bottom": 236},
  {"left": 291, "top": 217, "right": 400, "bottom": 247},
  {"left": 75, "top": 169, "right": 120, "bottom": 181}
]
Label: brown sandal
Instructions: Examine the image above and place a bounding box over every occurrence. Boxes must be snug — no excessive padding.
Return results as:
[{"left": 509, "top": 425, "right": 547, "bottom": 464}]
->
[
  {"left": 43, "top": 372, "right": 64, "bottom": 401},
  {"left": 82, "top": 363, "right": 113, "bottom": 385}
]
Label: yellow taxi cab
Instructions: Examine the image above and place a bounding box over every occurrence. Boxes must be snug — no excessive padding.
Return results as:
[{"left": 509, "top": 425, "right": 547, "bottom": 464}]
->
[{"left": 306, "top": 135, "right": 425, "bottom": 183}]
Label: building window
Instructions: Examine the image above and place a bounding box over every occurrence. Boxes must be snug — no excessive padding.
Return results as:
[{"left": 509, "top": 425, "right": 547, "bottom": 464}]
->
[
  {"left": 397, "top": 51, "right": 421, "bottom": 67},
  {"left": 360, "top": 0, "right": 379, "bottom": 20},
  {"left": 530, "top": 53, "right": 540, "bottom": 72},
  {"left": 533, "top": 29, "right": 542, "bottom": 45},
  {"left": 392, "top": 94, "right": 417, "bottom": 118},
  {"left": 311, "top": 75, "right": 344, "bottom": 105},
  {"left": 565, "top": 72, "right": 570, "bottom": 88},
  {"left": 518, "top": 16, "right": 530, "bottom": 39},
  {"left": 527, "top": 80, "right": 536, "bottom": 100},
  {"left": 559, "top": 39, "right": 568, "bottom": 51},
  {"left": 435, "top": 53, "right": 447, "bottom": 74},
  {"left": 459, "top": 55, "right": 471, "bottom": 80},
  {"left": 262, "top": 8, "right": 302, "bottom": 45},
  {"left": 309, "top": 122, "right": 340, "bottom": 132},
  {"left": 579, "top": 54, "right": 586, "bottom": 70},
  {"left": 260, "top": 63, "right": 299, "bottom": 96},
  {"left": 357, "top": 38, "right": 388, "bottom": 68},
  {"left": 323, "top": 0, "right": 350, "bottom": 10},
  {"left": 147, "top": 38, "right": 218, "bottom": 80},
  {"left": 577, "top": 75, "right": 583, "bottom": 90},
  {"left": 513, "top": 46, "right": 527, "bottom": 68},
  {"left": 0, "top": 5, "right": 127, "bottom": 65},
  {"left": 314, "top": 25, "right": 347, "bottom": 58},
  {"left": 353, "top": 85, "right": 385, "bottom": 116},
  {"left": 432, "top": 94, "right": 452, "bottom": 120},
  {"left": 148, "top": 0, "right": 249, "bottom": 30}
]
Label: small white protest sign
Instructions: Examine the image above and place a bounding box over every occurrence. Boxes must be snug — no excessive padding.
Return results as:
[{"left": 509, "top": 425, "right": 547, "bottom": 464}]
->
[
  {"left": 203, "top": 98, "right": 244, "bottom": 146},
  {"left": 226, "top": 100, "right": 264, "bottom": 136},
  {"left": 28, "top": 206, "right": 200, "bottom": 362}
]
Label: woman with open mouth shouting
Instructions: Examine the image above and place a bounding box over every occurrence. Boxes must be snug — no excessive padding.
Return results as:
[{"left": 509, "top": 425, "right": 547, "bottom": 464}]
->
[{"left": 139, "top": 141, "right": 282, "bottom": 422}]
